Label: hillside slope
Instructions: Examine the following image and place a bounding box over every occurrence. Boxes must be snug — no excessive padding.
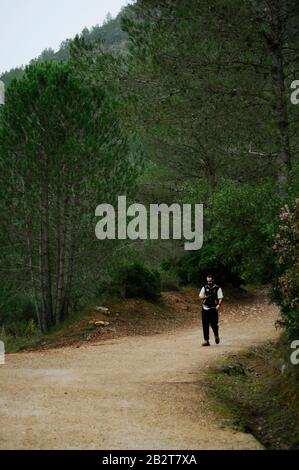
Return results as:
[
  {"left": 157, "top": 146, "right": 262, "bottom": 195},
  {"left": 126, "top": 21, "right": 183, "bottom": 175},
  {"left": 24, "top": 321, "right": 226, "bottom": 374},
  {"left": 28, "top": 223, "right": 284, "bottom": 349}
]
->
[{"left": 1, "top": 9, "right": 128, "bottom": 86}]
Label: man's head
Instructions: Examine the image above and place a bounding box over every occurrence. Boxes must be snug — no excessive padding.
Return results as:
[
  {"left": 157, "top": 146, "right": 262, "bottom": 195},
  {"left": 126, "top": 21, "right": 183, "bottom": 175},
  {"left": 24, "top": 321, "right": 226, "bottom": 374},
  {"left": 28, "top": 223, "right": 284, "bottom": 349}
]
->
[{"left": 207, "top": 274, "right": 214, "bottom": 285}]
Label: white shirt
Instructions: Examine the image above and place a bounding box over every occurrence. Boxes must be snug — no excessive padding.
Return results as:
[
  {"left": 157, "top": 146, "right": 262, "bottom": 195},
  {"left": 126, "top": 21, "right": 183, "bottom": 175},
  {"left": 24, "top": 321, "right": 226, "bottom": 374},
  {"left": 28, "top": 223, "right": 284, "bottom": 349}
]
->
[{"left": 199, "top": 285, "right": 224, "bottom": 310}]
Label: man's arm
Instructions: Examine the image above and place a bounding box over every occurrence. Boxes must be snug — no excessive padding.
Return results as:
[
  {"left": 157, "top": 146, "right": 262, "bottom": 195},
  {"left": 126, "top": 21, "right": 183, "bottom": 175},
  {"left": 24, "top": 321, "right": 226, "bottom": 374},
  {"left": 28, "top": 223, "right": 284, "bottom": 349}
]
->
[
  {"left": 199, "top": 287, "right": 206, "bottom": 299},
  {"left": 216, "top": 287, "right": 224, "bottom": 309}
]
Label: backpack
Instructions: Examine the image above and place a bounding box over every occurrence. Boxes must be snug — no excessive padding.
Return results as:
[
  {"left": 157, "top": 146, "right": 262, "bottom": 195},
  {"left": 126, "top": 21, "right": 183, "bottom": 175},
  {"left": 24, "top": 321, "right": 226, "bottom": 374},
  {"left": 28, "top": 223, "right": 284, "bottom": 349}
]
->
[{"left": 203, "top": 284, "right": 219, "bottom": 309}]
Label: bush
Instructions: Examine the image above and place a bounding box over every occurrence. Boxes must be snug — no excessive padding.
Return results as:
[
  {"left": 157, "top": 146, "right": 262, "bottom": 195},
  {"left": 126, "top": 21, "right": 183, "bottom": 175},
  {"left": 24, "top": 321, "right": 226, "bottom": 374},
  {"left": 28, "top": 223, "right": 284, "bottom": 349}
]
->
[
  {"left": 273, "top": 203, "right": 299, "bottom": 340},
  {"left": 0, "top": 290, "right": 37, "bottom": 337},
  {"left": 208, "top": 181, "right": 279, "bottom": 283},
  {"left": 3, "top": 319, "right": 39, "bottom": 337},
  {"left": 0, "top": 294, "right": 36, "bottom": 323},
  {"left": 160, "top": 270, "right": 180, "bottom": 291},
  {"left": 162, "top": 246, "right": 244, "bottom": 288},
  {"left": 116, "top": 262, "right": 161, "bottom": 300}
]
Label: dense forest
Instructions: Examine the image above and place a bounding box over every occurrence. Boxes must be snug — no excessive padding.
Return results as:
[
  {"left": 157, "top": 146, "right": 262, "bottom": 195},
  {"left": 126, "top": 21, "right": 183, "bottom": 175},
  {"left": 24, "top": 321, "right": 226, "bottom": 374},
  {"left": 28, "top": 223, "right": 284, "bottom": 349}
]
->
[{"left": 0, "top": 0, "right": 298, "bottom": 367}]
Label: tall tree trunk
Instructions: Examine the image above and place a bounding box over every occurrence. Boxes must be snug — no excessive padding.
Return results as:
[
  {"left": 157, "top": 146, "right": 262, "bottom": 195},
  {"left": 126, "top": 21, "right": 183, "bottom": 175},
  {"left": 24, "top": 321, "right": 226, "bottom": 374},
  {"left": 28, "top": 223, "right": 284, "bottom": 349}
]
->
[
  {"left": 21, "top": 178, "right": 41, "bottom": 328},
  {"left": 60, "top": 231, "right": 77, "bottom": 320},
  {"left": 40, "top": 176, "right": 53, "bottom": 331},
  {"left": 39, "top": 204, "right": 48, "bottom": 333},
  {"left": 60, "top": 193, "right": 80, "bottom": 320},
  {"left": 264, "top": 2, "right": 292, "bottom": 192},
  {"left": 26, "top": 227, "right": 41, "bottom": 329},
  {"left": 55, "top": 189, "right": 69, "bottom": 325}
]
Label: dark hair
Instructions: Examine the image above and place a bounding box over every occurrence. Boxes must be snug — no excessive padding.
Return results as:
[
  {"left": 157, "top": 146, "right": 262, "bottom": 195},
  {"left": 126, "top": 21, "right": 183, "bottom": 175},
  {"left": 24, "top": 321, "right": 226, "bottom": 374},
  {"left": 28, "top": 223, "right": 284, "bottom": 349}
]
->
[{"left": 207, "top": 274, "right": 214, "bottom": 279}]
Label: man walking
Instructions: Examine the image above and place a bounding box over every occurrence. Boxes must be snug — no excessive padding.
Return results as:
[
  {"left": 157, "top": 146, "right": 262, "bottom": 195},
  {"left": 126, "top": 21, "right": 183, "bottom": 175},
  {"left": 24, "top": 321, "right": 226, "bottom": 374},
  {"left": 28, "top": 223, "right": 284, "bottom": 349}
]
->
[{"left": 199, "top": 275, "right": 223, "bottom": 346}]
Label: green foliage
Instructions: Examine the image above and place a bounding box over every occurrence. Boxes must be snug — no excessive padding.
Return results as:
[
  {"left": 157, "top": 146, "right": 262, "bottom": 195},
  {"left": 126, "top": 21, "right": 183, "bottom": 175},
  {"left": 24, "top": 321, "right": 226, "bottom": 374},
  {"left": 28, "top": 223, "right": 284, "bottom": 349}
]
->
[
  {"left": 161, "top": 181, "right": 279, "bottom": 285},
  {"left": 1, "top": 0, "right": 299, "bottom": 343},
  {"left": 117, "top": 0, "right": 298, "bottom": 288},
  {"left": 208, "top": 181, "right": 280, "bottom": 283},
  {"left": 160, "top": 270, "right": 180, "bottom": 292},
  {"left": 0, "top": 289, "right": 37, "bottom": 337},
  {"left": 87, "top": 13, "right": 127, "bottom": 49},
  {"left": 121, "top": 0, "right": 293, "bottom": 186},
  {"left": 162, "top": 248, "right": 243, "bottom": 288},
  {"left": 116, "top": 262, "right": 161, "bottom": 300},
  {"left": 0, "top": 67, "right": 24, "bottom": 87},
  {"left": 0, "top": 295, "right": 36, "bottom": 324},
  {"left": 0, "top": 61, "right": 140, "bottom": 331}
]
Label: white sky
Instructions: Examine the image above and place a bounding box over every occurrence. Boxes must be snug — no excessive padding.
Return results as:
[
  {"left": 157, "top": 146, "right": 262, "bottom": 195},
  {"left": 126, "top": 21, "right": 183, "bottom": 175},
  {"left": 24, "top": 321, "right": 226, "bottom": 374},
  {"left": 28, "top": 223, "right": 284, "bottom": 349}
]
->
[{"left": 0, "top": 0, "right": 131, "bottom": 74}]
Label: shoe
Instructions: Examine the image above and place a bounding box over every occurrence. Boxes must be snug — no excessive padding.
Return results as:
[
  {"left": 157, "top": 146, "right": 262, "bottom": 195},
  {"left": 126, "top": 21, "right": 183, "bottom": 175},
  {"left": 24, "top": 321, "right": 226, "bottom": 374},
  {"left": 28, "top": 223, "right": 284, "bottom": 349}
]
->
[
  {"left": 202, "top": 341, "right": 210, "bottom": 346},
  {"left": 215, "top": 336, "right": 220, "bottom": 344}
]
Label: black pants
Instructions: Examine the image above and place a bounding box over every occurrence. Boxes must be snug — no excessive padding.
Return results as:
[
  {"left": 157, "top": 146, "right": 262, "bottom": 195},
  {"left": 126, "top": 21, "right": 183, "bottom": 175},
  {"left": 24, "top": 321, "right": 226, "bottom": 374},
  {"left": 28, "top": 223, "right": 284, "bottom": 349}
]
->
[{"left": 201, "top": 307, "right": 219, "bottom": 341}]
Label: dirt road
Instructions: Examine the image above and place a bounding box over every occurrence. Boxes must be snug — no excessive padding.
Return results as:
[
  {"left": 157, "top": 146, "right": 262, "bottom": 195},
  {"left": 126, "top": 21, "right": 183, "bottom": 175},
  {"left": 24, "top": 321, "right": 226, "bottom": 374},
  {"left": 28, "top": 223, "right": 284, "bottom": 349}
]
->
[{"left": 0, "top": 297, "right": 278, "bottom": 450}]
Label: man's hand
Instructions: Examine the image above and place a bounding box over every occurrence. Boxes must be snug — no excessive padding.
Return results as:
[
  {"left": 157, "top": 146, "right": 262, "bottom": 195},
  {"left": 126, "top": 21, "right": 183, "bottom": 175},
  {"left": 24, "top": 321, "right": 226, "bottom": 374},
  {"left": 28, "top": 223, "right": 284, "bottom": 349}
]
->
[{"left": 216, "top": 304, "right": 221, "bottom": 311}]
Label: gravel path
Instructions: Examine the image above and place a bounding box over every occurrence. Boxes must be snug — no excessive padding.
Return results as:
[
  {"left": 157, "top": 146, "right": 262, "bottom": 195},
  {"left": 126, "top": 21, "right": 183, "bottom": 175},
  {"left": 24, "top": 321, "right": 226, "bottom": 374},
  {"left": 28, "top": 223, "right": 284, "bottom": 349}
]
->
[{"left": 0, "top": 298, "right": 278, "bottom": 449}]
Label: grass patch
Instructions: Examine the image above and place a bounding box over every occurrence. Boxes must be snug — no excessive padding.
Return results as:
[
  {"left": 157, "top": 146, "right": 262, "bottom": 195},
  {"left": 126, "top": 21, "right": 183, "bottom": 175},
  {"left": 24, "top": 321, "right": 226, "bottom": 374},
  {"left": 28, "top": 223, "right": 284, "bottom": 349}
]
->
[
  {"left": 206, "top": 340, "right": 299, "bottom": 449},
  {"left": 1, "top": 331, "right": 44, "bottom": 353}
]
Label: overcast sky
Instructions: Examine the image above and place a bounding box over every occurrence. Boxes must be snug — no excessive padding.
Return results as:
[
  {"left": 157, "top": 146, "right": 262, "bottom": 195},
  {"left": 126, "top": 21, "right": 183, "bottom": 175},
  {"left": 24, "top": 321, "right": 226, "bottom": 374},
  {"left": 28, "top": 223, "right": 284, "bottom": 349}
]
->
[{"left": 0, "top": 0, "right": 131, "bottom": 74}]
